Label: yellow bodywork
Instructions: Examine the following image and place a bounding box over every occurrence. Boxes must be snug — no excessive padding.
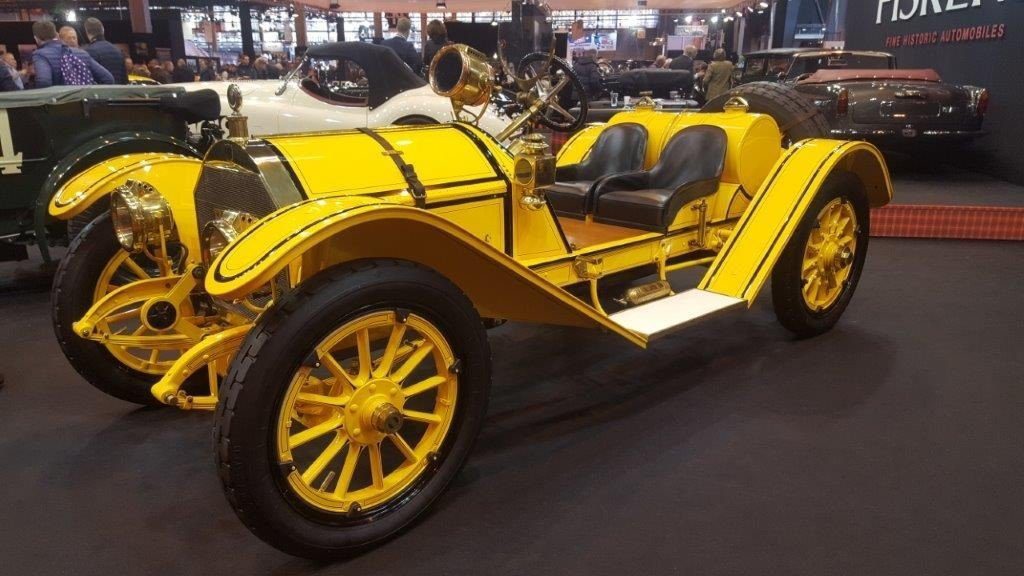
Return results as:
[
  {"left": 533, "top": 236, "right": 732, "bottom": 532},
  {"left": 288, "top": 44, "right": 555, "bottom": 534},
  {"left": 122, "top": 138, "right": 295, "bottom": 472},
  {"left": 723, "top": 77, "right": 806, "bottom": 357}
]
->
[
  {"left": 49, "top": 153, "right": 205, "bottom": 253},
  {"left": 699, "top": 139, "right": 892, "bottom": 302},
  {"left": 67, "top": 107, "right": 893, "bottom": 408}
]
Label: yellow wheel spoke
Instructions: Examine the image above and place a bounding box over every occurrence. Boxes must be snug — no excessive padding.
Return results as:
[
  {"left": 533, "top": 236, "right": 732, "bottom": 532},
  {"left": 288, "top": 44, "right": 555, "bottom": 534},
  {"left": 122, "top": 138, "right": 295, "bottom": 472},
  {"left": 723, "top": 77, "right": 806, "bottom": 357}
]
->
[
  {"left": 296, "top": 392, "right": 351, "bottom": 407},
  {"left": 121, "top": 257, "right": 151, "bottom": 281},
  {"left": 289, "top": 415, "right": 343, "bottom": 450},
  {"left": 301, "top": 435, "right": 346, "bottom": 485},
  {"left": 403, "top": 409, "right": 442, "bottom": 425},
  {"left": 148, "top": 348, "right": 159, "bottom": 365},
  {"left": 402, "top": 375, "right": 447, "bottom": 398},
  {"left": 372, "top": 321, "right": 408, "bottom": 379},
  {"left": 369, "top": 443, "right": 385, "bottom": 490},
  {"left": 390, "top": 433, "right": 419, "bottom": 464},
  {"left": 318, "top": 351, "right": 358, "bottom": 391},
  {"left": 391, "top": 341, "right": 434, "bottom": 382},
  {"left": 356, "top": 329, "right": 372, "bottom": 383},
  {"left": 333, "top": 444, "right": 363, "bottom": 498}
]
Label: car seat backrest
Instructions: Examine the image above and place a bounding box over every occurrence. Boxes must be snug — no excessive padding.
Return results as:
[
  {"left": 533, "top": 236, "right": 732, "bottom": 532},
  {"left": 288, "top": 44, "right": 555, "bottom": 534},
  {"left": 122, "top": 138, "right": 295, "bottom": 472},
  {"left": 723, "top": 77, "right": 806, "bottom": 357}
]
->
[
  {"left": 575, "top": 122, "right": 648, "bottom": 181},
  {"left": 649, "top": 125, "right": 727, "bottom": 190}
]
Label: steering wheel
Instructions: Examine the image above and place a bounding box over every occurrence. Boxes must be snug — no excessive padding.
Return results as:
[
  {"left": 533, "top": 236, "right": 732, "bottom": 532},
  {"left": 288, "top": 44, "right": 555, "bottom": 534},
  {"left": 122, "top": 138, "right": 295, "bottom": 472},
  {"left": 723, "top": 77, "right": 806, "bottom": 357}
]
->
[{"left": 518, "top": 52, "right": 589, "bottom": 133}]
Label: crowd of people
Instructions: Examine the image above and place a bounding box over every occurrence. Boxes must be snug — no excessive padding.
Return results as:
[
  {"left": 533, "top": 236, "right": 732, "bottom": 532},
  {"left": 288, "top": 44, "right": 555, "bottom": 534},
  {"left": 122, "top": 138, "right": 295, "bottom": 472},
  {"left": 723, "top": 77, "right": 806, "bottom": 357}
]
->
[{"left": 1, "top": 16, "right": 451, "bottom": 93}]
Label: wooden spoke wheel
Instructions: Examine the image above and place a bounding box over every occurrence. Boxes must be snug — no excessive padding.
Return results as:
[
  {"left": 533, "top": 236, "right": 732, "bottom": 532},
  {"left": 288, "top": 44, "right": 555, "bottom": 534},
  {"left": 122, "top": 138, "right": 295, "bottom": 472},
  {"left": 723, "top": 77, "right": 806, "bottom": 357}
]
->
[
  {"left": 771, "top": 172, "right": 870, "bottom": 338},
  {"left": 215, "top": 260, "right": 491, "bottom": 559}
]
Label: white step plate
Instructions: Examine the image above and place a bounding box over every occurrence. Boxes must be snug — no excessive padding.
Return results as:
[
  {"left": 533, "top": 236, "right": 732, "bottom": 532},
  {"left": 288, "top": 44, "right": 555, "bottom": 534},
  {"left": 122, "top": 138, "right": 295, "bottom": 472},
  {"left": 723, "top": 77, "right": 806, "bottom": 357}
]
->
[{"left": 609, "top": 289, "right": 747, "bottom": 341}]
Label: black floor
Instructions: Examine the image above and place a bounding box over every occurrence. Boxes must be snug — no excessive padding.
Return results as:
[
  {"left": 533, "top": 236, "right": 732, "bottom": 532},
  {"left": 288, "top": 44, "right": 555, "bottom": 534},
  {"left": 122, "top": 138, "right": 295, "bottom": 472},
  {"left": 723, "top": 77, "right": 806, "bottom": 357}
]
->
[{"left": 1, "top": 238, "right": 1022, "bottom": 575}]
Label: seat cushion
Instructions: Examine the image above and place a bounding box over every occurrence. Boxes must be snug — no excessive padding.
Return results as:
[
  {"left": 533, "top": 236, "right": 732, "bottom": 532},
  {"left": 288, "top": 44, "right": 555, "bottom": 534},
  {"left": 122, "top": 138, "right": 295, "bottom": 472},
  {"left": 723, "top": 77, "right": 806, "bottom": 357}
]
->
[
  {"left": 595, "top": 179, "right": 719, "bottom": 231},
  {"left": 545, "top": 181, "right": 594, "bottom": 217}
]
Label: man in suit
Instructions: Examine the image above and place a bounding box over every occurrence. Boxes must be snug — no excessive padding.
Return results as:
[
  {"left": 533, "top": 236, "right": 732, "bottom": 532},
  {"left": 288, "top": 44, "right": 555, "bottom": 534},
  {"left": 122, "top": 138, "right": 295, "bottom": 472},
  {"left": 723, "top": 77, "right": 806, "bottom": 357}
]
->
[
  {"left": 83, "top": 18, "right": 127, "bottom": 84},
  {"left": 31, "top": 20, "right": 114, "bottom": 88},
  {"left": 382, "top": 17, "right": 421, "bottom": 73},
  {"left": 670, "top": 45, "right": 697, "bottom": 73}
]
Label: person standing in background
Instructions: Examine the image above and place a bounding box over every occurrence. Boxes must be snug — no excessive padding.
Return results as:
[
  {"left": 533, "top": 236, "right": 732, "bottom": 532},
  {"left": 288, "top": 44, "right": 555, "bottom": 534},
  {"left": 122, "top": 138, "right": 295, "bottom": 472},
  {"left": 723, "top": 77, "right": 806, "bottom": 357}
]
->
[
  {"left": 172, "top": 58, "right": 194, "bottom": 82},
  {"left": 198, "top": 59, "right": 217, "bottom": 81},
  {"left": 381, "top": 17, "right": 420, "bottom": 72},
  {"left": 422, "top": 19, "right": 448, "bottom": 74},
  {"left": 0, "top": 55, "right": 20, "bottom": 91},
  {"left": 83, "top": 18, "right": 127, "bottom": 84},
  {"left": 571, "top": 48, "right": 603, "bottom": 101},
  {"left": 650, "top": 55, "right": 666, "bottom": 69},
  {"left": 32, "top": 20, "right": 114, "bottom": 88},
  {"left": 147, "top": 58, "right": 170, "bottom": 83},
  {"left": 670, "top": 45, "right": 697, "bottom": 73},
  {"left": 234, "top": 54, "right": 255, "bottom": 79},
  {"left": 703, "top": 48, "right": 735, "bottom": 101},
  {"left": 58, "top": 26, "right": 80, "bottom": 48},
  {"left": 1, "top": 53, "right": 23, "bottom": 90}
]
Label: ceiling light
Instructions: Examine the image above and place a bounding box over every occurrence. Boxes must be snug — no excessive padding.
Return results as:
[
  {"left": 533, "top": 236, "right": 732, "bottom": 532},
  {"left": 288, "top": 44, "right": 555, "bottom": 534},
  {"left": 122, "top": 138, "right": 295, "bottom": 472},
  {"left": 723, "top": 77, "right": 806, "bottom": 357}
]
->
[
  {"left": 436, "top": 0, "right": 446, "bottom": 9},
  {"left": 683, "top": 15, "right": 693, "bottom": 23},
  {"left": 710, "top": 15, "right": 719, "bottom": 23},
  {"left": 735, "top": 10, "right": 743, "bottom": 17},
  {"left": 759, "top": 1, "right": 769, "bottom": 7}
]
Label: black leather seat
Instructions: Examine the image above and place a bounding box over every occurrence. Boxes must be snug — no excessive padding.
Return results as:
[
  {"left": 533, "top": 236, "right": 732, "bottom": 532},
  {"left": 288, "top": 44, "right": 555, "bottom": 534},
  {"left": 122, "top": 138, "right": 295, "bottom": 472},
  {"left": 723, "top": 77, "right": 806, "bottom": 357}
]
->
[
  {"left": 546, "top": 123, "right": 648, "bottom": 218},
  {"left": 593, "top": 125, "right": 727, "bottom": 231}
]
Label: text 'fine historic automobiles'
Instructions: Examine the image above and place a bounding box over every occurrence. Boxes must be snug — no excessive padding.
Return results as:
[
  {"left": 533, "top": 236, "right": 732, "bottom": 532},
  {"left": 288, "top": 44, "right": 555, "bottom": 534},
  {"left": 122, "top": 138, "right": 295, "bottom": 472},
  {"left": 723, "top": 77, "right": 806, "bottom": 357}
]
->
[{"left": 50, "top": 2, "right": 892, "bottom": 559}]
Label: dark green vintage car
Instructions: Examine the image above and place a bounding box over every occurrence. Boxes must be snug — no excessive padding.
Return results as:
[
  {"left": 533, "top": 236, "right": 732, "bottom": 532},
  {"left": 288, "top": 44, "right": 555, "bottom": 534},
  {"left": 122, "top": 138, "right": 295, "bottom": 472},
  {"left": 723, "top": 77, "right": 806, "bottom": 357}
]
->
[{"left": 0, "top": 85, "right": 220, "bottom": 262}]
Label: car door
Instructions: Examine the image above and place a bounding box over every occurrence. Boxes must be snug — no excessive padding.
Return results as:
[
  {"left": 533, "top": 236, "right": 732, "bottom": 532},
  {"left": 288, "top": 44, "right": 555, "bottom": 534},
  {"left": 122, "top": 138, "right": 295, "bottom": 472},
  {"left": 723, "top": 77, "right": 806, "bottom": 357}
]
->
[{"left": 280, "top": 56, "right": 369, "bottom": 133}]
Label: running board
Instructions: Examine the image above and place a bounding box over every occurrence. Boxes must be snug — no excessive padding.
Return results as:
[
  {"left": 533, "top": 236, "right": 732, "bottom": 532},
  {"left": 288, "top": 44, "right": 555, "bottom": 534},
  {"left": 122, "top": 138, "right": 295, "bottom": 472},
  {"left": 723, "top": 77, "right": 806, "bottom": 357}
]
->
[{"left": 609, "top": 289, "right": 746, "bottom": 342}]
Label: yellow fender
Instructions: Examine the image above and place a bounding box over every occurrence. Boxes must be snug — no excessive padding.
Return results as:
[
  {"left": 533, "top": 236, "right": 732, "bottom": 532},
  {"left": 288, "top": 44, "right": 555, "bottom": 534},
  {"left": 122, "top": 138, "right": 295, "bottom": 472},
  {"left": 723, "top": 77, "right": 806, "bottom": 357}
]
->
[
  {"left": 699, "top": 139, "right": 892, "bottom": 303},
  {"left": 206, "top": 195, "right": 646, "bottom": 347},
  {"left": 48, "top": 152, "right": 205, "bottom": 252}
]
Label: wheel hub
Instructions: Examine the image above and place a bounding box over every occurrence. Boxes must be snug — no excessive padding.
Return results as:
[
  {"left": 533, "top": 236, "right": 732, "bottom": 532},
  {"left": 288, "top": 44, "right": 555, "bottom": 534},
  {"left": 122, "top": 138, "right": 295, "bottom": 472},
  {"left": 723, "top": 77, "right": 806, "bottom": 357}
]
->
[
  {"left": 143, "top": 299, "right": 178, "bottom": 331},
  {"left": 344, "top": 378, "right": 405, "bottom": 445},
  {"left": 801, "top": 198, "right": 858, "bottom": 312}
]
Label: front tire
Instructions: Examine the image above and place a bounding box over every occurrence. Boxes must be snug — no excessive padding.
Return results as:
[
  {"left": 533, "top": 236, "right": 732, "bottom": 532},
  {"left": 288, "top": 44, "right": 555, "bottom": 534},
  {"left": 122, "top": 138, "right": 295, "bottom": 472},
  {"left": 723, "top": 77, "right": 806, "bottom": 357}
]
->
[
  {"left": 52, "top": 214, "right": 163, "bottom": 405},
  {"left": 215, "top": 259, "right": 491, "bottom": 559},
  {"left": 771, "top": 171, "right": 870, "bottom": 337}
]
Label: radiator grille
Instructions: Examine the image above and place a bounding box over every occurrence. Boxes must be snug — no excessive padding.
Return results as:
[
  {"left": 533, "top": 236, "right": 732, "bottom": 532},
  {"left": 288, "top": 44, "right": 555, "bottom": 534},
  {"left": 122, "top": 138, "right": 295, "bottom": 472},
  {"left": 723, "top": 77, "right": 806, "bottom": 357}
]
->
[{"left": 193, "top": 162, "right": 280, "bottom": 232}]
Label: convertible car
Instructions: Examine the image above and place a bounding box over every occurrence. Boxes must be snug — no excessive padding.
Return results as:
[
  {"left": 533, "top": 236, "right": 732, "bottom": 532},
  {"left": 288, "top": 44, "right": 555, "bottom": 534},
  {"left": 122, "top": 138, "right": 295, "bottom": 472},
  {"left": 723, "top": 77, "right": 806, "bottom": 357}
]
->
[
  {"left": 177, "top": 42, "right": 509, "bottom": 136},
  {"left": 737, "top": 48, "right": 988, "bottom": 144}
]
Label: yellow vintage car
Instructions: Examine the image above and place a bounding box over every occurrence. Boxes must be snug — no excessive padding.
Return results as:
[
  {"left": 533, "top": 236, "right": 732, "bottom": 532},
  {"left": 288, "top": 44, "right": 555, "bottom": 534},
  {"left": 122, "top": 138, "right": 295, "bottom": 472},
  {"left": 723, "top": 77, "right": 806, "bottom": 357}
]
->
[{"left": 49, "top": 7, "right": 892, "bottom": 558}]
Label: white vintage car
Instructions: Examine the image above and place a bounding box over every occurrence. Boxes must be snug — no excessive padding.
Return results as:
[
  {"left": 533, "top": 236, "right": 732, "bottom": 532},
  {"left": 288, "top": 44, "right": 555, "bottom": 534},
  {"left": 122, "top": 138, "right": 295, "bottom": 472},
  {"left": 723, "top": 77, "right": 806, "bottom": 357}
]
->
[{"left": 179, "top": 42, "right": 510, "bottom": 137}]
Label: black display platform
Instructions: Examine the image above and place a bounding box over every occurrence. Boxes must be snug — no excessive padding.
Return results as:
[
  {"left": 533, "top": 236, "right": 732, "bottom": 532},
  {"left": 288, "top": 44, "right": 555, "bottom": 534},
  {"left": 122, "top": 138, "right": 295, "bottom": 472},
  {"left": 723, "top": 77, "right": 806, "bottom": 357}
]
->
[{"left": 0, "top": 236, "right": 1022, "bottom": 573}]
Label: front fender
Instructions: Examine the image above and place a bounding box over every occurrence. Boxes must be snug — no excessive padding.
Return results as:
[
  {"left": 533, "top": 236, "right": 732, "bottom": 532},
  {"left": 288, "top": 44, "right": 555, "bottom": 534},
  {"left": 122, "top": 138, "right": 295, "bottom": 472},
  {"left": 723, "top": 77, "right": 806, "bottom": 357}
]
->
[
  {"left": 49, "top": 153, "right": 205, "bottom": 259},
  {"left": 33, "top": 130, "right": 200, "bottom": 261},
  {"left": 49, "top": 153, "right": 202, "bottom": 220},
  {"left": 207, "top": 196, "right": 645, "bottom": 347}
]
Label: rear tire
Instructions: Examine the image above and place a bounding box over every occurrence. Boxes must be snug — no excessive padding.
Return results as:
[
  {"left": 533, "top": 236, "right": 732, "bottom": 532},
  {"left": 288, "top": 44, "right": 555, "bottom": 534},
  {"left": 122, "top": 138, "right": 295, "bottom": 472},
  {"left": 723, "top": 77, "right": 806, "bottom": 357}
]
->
[
  {"left": 702, "top": 82, "right": 830, "bottom": 146},
  {"left": 215, "top": 259, "right": 491, "bottom": 559},
  {"left": 770, "top": 172, "right": 869, "bottom": 338}
]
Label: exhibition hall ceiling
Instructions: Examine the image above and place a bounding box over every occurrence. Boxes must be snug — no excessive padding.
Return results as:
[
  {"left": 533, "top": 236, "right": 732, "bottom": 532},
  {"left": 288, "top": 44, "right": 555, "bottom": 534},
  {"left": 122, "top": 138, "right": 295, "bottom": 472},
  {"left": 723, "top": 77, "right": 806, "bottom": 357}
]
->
[{"left": 274, "top": 0, "right": 742, "bottom": 11}]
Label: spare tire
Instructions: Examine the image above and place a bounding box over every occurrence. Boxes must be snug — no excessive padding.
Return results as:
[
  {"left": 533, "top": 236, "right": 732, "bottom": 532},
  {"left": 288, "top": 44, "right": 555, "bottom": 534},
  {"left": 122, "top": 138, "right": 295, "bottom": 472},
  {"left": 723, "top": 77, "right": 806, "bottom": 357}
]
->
[{"left": 702, "top": 82, "right": 830, "bottom": 147}]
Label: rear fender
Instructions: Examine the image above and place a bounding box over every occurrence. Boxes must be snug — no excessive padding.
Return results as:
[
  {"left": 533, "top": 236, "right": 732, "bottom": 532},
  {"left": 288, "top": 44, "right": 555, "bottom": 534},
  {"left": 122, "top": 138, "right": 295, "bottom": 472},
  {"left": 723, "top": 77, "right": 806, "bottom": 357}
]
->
[
  {"left": 206, "top": 196, "right": 645, "bottom": 347},
  {"left": 699, "top": 139, "right": 892, "bottom": 303}
]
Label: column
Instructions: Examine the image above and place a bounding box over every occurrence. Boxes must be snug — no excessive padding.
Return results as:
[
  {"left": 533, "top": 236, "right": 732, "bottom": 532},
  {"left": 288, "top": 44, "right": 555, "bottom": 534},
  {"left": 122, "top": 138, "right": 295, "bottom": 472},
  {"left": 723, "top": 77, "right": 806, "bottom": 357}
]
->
[
  {"left": 129, "top": 0, "right": 152, "bottom": 34},
  {"left": 373, "top": 13, "right": 383, "bottom": 39},
  {"left": 295, "top": 4, "right": 308, "bottom": 51},
  {"left": 240, "top": 2, "right": 255, "bottom": 58}
]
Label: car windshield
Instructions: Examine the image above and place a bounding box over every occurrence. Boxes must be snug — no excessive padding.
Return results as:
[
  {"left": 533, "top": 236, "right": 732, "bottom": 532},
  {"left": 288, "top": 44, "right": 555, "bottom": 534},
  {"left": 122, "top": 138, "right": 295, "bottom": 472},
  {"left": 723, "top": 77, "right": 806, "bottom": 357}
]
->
[
  {"left": 298, "top": 56, "right": 370, "bottom": 106},
  {"left": 788, "top": 54, "right": 892, "bottom": 78}
]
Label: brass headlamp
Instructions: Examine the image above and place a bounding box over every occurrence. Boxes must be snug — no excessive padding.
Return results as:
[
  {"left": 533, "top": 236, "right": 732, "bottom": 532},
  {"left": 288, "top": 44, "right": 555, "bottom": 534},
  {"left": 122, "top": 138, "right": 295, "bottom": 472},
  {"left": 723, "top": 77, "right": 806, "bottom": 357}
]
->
[
  {"left": 429, "top": 44, "right": 494, "bottom": 123},
  {"left": 110, "top": 180, "right": 175, "bottom": 254},
  {"left": 202, "top": 209, "right": 256, "bottom": 264}
]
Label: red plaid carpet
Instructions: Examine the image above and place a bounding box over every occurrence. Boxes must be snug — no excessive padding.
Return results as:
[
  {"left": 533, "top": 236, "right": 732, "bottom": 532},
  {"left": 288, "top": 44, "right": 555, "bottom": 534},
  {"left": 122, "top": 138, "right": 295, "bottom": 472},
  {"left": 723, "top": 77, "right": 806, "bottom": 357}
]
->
[{"left": 870, "top": 204, "right": 1024, "bottom": 241}]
